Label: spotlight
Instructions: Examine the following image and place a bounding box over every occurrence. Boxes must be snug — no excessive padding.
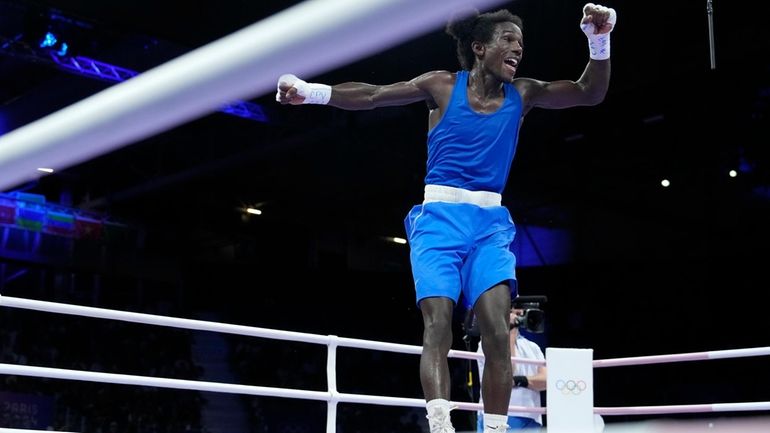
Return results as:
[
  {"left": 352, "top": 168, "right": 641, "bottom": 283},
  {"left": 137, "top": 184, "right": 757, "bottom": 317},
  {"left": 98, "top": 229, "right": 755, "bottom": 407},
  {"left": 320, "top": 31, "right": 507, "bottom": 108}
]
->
[
  {"left": 39, "top": 31, "right": 57, "bottom": 48},
  {"left": 56, "top": 42, "right": 68, "bottom": 56},
  {"left": 38, "top": 31, "right": 69, "bottom": 57}
]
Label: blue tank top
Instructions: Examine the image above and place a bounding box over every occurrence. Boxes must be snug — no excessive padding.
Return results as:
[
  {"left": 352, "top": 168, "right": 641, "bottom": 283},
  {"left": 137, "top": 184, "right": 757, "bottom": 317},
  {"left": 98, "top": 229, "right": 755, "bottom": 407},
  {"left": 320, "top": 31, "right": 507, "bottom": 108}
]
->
[{"left": 425, "top": 70, "right": 523, "bottom": 194}]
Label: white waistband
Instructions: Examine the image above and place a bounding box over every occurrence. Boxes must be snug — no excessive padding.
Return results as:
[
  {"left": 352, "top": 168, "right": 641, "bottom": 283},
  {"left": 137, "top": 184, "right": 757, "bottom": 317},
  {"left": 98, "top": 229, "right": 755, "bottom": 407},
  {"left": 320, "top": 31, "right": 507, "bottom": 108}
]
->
[{"left": 423, "top": 184, "right": 502, "bottom": 207}]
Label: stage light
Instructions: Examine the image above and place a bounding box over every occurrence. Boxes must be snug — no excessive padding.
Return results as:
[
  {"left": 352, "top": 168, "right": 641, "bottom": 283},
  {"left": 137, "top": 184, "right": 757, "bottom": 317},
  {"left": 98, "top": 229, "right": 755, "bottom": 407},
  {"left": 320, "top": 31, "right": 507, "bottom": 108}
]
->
[
  {"left": 39, "top": 31, "right": 57, "bottom": 48},
  {"left": 56, "top": 42, "right": 68, "bottom": 56},
  {"left": 38, "top": 31, "right": 69, "bottom": 57}
]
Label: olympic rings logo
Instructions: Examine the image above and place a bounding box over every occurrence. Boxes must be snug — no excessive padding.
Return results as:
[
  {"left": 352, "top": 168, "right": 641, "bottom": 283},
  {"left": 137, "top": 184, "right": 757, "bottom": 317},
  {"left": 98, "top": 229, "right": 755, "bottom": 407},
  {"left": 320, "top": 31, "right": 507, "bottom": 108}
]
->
[{"left": 555, "top": 379, "right": 588, "bottom": 395}]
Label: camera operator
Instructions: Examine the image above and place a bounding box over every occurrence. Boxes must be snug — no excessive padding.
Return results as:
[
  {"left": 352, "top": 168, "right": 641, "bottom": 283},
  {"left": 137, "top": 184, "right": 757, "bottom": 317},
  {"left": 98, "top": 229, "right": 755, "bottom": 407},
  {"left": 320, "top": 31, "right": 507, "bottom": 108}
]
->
[{"left": 476, "top": 306, "right": 547, "bottom": 431}]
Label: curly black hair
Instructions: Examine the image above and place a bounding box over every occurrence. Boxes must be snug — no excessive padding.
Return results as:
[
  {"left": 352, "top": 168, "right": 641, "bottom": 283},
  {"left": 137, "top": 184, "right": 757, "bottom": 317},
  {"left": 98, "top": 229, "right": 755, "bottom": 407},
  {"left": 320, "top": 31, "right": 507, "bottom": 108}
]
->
[{"left": 445, "top": 9, "right": 523, "bottom": 70}]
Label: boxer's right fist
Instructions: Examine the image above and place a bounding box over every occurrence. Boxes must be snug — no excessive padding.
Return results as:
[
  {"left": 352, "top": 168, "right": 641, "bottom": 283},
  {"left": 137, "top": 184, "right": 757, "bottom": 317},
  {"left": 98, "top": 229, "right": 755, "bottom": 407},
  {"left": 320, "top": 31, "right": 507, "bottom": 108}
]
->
[
  {"left": 580, "top": 3, "right": 617, "bottom": 36},
  {"left": 580, "top": 3, "right": 617, "bottom": 60}
]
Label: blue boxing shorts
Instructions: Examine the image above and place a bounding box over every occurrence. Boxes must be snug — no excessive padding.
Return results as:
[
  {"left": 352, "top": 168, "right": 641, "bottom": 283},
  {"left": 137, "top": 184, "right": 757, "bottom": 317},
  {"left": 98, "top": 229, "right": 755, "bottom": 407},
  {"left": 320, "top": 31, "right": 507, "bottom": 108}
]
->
[{"left": 403, "top": 201, "right": 518, "bottom": 308}]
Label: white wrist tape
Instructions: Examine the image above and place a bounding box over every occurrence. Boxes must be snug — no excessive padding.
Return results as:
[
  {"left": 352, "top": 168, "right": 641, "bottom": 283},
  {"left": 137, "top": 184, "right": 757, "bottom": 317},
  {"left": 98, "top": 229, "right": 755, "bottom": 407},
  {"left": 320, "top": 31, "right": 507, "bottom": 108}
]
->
[
  {"left": 276, "top": 74, "right": 332, "bottom": 105},
  {"left": 580, "top": 7, "right": 617, "bottom": 60}
]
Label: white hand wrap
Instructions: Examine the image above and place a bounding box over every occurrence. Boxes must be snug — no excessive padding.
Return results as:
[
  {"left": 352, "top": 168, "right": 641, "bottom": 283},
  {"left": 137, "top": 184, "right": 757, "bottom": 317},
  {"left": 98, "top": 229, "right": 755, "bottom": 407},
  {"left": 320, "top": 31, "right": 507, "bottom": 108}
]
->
[
  {"left": 580, "top": 5, "right": 617, "bottom": 60},
  {"left": 276, "top": 74, "right": 332, "bottom": 105}
]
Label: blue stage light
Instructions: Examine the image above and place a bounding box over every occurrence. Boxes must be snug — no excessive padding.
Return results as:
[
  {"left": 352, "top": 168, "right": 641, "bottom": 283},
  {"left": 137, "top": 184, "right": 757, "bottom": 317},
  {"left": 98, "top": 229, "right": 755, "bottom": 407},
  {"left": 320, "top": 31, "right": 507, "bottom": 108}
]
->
[
  {"left": 56, "top": 42, "right": 68, "bottom": 56},
  {"left": 39, "top": 32, "right": 57, "bottom": 48}
]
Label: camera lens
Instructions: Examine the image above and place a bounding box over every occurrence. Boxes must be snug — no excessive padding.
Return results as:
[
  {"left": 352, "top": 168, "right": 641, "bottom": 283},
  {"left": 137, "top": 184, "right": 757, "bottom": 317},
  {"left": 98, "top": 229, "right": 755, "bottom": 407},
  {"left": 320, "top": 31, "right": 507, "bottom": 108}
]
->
[{"left": 526, "top": 309, "right": 545, "bottom": 333}]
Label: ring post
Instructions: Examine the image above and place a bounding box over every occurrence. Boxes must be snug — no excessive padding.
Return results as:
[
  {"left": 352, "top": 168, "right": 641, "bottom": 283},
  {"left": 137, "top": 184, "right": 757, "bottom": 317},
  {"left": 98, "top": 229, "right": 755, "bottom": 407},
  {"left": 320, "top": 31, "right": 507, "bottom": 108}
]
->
[
  {"left": 546, "top": 348, "right": 594, "bottom": 432},
  {"left": 327, "top": 335, "right": 340, "bottom": 433}
]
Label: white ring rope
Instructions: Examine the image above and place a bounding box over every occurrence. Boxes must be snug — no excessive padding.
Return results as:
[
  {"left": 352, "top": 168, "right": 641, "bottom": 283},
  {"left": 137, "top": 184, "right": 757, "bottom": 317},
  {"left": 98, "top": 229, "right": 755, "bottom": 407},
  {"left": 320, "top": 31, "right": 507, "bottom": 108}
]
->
[
  {"left": 2, "top": 294, "right": 769, "bottom": 422},
  {"left": 0, "top": 294, "right": 540, "bottom": 417},
  {"left": 1, "top": 294, "right": 549, "bottom": 431},
  {"left": 0, "top": 361, "right": 363, "bottom": 404},
  {"left": 0, "top": 295, "right": 543, "bottom": 365},
  {"left": 0, "top": 0, "right": 507, "bottom": 191},
  {"left": 594, "top": 347, "right": 770, "bottom": 368},
  {"left": 0, "top": 430, "right": 76, "bottom": 433},
  {"left": 595, "top": 402, "right": 770, "bottom": 416}
]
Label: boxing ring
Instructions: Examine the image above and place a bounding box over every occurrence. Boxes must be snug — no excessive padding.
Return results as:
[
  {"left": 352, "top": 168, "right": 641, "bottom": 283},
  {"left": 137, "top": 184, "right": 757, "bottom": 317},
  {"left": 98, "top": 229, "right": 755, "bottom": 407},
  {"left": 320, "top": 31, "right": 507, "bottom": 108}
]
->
[
  {"left": 0, "top": 0, "right": 765, "bottom": 431},
  {"left": 1, "top": 294, "right": 769, "bottom": 433}
]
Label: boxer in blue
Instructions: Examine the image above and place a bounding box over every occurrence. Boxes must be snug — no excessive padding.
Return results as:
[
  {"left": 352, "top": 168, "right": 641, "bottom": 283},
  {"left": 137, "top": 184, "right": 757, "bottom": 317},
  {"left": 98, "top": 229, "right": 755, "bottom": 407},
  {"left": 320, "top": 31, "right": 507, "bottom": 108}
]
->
[{"left": 277, "top": 4, "right": 616, "bottom": 432}]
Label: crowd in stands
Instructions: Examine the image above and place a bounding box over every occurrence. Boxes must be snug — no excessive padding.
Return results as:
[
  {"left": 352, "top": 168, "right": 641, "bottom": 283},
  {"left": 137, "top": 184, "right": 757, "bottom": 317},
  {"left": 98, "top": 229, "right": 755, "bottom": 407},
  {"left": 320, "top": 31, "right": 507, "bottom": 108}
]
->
[{"left": 1, "top": 273, "right": 205, "bottom": 433}]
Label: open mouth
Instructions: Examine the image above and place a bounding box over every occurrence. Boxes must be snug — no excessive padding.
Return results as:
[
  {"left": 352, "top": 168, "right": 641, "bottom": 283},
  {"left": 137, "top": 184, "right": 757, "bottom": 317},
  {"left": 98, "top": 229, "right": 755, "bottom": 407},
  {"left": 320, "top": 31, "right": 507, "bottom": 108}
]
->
[{"left": 504, "top": 58, "right": 519, "bottom": 74}]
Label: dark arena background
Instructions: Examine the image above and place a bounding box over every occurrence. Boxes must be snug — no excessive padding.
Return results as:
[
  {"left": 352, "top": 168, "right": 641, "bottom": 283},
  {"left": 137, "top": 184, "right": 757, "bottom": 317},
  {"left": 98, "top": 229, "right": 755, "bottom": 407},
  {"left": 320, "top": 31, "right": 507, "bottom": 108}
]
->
[{"left": 1, "top": 0, "right": 769, "bottom": 432}]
